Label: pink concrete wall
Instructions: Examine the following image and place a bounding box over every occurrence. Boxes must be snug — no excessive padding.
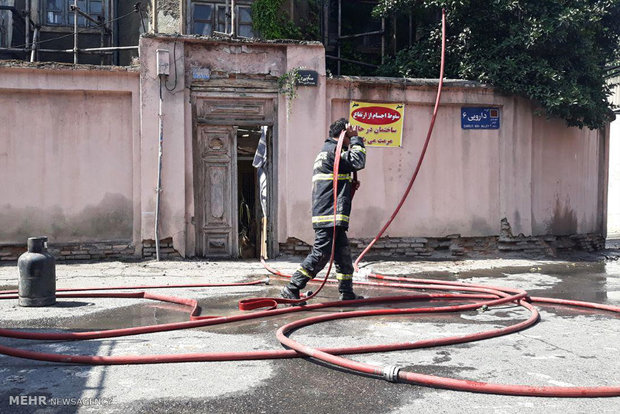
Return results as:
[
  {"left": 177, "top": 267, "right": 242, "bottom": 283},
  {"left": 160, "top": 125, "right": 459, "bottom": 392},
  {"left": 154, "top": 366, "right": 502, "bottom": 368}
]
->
[
  {"left": 0, "top": 66, "right": 141, "bottom": 246},
  {"left": 0, "top": 39, "right": 606, "bottom": 257},
  {"left": 314, "top": 81, "right": 505, "bottom": 242},
  {"left": 139, "top": 37, "right": 607, "bottom": 256},
  {"left": 274, "top": 79, "right": 605, "bottom": 245},
  {"left": 531, "top": 117, "right": 604, "bottom": 235}
]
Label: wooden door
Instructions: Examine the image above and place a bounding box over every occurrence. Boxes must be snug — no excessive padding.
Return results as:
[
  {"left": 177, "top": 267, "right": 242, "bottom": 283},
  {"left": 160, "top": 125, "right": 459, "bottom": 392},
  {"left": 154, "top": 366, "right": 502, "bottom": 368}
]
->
[{"left": 194, "top": 126, "right": 238, "bottom": 257}]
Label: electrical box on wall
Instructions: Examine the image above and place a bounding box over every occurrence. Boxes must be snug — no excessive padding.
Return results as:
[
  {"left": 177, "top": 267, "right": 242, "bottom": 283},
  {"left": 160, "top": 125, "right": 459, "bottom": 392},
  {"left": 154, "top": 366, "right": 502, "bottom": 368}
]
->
[{"left": 156, "top": 49, "right": 170, "bottom": 76}]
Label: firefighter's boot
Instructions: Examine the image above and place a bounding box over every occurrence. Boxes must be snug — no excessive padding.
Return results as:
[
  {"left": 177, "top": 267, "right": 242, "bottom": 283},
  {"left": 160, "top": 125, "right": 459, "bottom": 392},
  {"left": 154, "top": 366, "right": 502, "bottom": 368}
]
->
[
  {"left": 281, "top": 269, "right": 311, "bottom": 301},
  {"left": 338, "top": 279, "right": 364, "bottom": 301}
]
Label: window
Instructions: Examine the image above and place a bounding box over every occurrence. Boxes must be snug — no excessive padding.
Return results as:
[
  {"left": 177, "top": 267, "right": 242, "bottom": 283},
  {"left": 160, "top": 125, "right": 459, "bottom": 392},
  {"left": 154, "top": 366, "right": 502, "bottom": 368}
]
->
[
  {"left": 190, "top": 1, "right": 254, "bottom": 38},
  {"left": 237, "top": 6, "right": 253, "bottom": 38},
  {"left": 216, "top": 4, "right": 228, "bottom": 33},
  {"left": 43, "top": 0, "right": 107, "bottom": 27},
  {"left": 193, "top": 3, "right": 214, "bottom": 35},
  {"left": 0, "top": 11, "right": 8, "bottom": 48}
]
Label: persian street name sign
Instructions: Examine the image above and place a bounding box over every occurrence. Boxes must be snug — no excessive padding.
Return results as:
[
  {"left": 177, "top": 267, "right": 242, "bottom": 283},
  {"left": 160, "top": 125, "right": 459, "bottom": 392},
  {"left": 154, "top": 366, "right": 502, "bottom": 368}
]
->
[{"left": 461, "top": 107, "right": 500, "bottom": 130}]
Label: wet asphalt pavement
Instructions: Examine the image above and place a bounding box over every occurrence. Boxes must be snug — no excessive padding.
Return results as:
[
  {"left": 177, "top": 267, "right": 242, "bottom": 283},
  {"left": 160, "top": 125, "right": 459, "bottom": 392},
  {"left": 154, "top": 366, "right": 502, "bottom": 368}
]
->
[{"left": 0, "top": 257, "right": 618, "bottom": 413}]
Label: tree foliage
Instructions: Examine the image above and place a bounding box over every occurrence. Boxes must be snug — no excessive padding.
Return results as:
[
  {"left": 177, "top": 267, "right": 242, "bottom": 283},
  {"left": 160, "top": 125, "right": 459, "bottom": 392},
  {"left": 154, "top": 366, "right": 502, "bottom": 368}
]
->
[
  {"left": 251, "top": 0, "right": 303, "bottom": 39},
  {"left": 375, "top": 0, "right": 620, "bottom": 129},
  {"left": 251, "top": 0, "right": 319, "bottom": 41}
]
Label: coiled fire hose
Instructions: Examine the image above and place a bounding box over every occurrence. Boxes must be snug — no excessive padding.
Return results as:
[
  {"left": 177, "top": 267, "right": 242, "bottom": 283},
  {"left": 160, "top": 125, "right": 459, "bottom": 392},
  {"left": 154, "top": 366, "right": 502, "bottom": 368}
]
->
[{"left": 1, "top": 275, "right": 619, "bottom": 396}]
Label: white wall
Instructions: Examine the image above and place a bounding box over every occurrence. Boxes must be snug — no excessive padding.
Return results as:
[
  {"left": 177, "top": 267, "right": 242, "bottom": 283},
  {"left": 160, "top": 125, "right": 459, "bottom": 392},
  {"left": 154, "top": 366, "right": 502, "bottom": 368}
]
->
[{"left": 608, "top": 117, "right": 620, "bottom": 237}]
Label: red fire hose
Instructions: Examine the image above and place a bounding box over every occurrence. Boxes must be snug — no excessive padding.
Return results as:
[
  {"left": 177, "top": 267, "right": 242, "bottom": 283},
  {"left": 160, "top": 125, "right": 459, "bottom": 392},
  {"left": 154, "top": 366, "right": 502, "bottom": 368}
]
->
[
  {"left": 276, "top": 291, "right": 620, "bottom": 398},
  {"left": 353, "top": 9, "right": 447, "bottom": 271},
  {"left": 1, "top": 9, "right": 619, "bottom": 398},
  {"left": 1, "top": 276, "right": 619, "bottom": 397}
]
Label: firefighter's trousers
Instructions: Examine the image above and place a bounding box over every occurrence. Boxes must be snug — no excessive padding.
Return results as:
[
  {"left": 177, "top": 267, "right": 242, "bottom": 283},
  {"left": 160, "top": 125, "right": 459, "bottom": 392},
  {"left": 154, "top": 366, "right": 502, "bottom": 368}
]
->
[{"left": 297, "top": 227, "right": 354, "bottom": 282}]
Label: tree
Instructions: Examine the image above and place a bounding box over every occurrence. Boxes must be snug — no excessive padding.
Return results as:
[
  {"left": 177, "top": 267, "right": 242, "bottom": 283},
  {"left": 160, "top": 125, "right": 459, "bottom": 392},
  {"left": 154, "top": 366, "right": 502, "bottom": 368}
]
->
[{"left": 374, "top": 0, "right": 620, "bottom": 129}]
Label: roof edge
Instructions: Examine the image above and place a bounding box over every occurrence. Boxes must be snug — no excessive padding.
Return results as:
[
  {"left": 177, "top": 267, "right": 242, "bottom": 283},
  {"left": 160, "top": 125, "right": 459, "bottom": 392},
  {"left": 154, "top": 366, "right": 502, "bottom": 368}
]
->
[
  {"left": 0, "top": 60, "right": 140, "bottom": 73},
  {"left": 142, "top": 33, "right": 324, "bottom": 48},
  {"left": 327, "top": 76, "right": 492, "bottom": 90}
]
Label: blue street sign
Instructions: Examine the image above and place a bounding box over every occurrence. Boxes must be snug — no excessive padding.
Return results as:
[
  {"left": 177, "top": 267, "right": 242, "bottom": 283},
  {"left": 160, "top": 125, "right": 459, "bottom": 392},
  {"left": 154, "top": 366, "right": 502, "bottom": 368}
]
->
[{"left": 461, "top": 107, "right": 500, "bottom": 130}]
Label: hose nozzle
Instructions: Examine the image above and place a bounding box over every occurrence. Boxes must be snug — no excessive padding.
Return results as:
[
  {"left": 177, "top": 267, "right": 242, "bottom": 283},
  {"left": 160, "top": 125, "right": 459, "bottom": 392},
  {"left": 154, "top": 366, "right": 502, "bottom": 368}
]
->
[{"left": 354, "top": 267, "right": 372, "bottom": 281}]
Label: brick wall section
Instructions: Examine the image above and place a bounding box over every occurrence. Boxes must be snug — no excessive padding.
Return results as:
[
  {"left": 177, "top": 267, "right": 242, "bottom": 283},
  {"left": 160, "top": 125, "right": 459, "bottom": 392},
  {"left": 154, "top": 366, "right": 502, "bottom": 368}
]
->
[
  {"left": 0, "top": 241, "right": 135, "bottom": 262},
  {"left": 1, "top": 238, "right": 183, "bottom": 262},
  {"left": 279, "top": 232, "right": 606, "bottom": 258},
  {"left": 142, "top": 238, "right": 182, "bottom": 259},
  {"left": 496, "top": 218, "right": 605, "bottom": 254},
  {"left": 279, "top": 218, "right": 605, "bottom": 258},
  {"left": 1, "top": 232, "right": 603, "bottom": 262}
]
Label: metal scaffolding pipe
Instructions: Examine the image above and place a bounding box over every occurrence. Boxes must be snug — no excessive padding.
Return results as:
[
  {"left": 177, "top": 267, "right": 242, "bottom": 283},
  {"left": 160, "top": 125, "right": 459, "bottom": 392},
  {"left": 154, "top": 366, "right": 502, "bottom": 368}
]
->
[
  {"left": 0, "top": 47, "right": 128, "bottom": 54},
  {"left": 381, "top": 18, "right": 385, "bottom": 64},
  {"left": 0, "top": 47, "right": 74, "bottom": 53},
  {"left": 326, "top": 55, "right": 379, "bottom": 68},
  {"left": 25, "top": 0, "right": 30, "bottom": 57},
  {"left": 151, "top": 0, "right": 158, "bottom": 33},
  {"left": 231, "top": 0, "right": 236, "bottom": 36},
  {"left": 332, "top": 1, "right": 386, "bottom": 74},
  {"left": 409, "top": 12, "right": 413, "bottom": 47},
  {"left": 338, "top": 30, "right": 384, "bottom": 40},
  {"left": 73, "top": 0, "right": 78, "bottom": 64},
  {"left": 78, "top": 46, "right": 139, "bottom": 52},
  {"left": 337, "top": 0, "right": 341, "bottom": 75},
  {"left": 30, "top": 27, "right": 39, "bottom": 62},
  {"left": 392, "top": 16, "right": 397, "bottom": 55},
  {"left": 73, "top": 6, "right": 110, "bottom": 32},
  {"left": 225, "top": 0, "right": 230, "bottom": 34}
]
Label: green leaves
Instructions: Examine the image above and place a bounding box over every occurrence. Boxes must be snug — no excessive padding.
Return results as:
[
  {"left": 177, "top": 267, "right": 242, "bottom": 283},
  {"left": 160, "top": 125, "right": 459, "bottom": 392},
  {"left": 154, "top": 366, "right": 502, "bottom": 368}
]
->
[
  {"left": 251, "top": 0, "right": 303, "bottom": 40},
  {"left": 375, "top": 0, "right": 620, "bottom": 128}
]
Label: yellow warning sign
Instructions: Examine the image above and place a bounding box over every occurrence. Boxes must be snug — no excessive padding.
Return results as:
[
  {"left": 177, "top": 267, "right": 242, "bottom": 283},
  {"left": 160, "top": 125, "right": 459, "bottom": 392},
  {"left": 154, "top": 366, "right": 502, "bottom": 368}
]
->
[{"left": 349, "top": 101, "right": 405, "bottom": 148}]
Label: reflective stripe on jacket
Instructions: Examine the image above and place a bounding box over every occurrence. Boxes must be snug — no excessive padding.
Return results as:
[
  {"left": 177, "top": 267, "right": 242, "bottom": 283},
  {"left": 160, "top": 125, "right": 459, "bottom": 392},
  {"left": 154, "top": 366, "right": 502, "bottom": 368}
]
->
[{"left": 311, "top": 136, "right": 366, "bottom": 229}]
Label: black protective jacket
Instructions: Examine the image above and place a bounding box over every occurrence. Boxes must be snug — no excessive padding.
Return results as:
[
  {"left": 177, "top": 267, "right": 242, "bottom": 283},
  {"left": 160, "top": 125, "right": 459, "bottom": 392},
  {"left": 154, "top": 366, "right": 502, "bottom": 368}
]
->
[{"left": 311, "top": 136, "right": 366, "bottom": 229}]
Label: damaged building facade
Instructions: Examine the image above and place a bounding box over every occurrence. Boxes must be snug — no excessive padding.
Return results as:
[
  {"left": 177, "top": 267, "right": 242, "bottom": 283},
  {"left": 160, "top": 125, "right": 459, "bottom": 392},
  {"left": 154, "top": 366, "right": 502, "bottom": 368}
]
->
[
  {"left": 1, "top": 1, "right": 407, "bottom": 70},
  {"left": 0, "top": 34, "right": 610, "bottom": 261}
]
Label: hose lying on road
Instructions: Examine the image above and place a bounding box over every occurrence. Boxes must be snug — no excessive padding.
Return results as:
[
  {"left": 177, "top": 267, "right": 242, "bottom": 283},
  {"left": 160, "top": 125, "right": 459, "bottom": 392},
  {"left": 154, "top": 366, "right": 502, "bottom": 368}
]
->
[{"left": 0, "top": 276, "right": 619, "bottom": 398}]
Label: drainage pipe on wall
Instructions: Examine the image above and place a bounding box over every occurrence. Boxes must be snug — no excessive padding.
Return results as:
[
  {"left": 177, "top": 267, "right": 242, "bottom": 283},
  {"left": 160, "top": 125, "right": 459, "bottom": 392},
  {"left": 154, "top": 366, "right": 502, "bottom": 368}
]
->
[{"left": 155, "top": 76, "right": 164, "bottom": 261}]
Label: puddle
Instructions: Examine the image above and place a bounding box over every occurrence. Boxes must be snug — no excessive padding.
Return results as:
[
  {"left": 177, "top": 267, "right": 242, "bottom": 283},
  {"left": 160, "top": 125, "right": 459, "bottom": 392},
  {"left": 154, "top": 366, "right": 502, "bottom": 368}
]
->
[
  {"left": 402, "top": 263, "right": 614, "bottom": 304},
  {"left": 68, "top": 302, "right": 191, "bottom": 331}
]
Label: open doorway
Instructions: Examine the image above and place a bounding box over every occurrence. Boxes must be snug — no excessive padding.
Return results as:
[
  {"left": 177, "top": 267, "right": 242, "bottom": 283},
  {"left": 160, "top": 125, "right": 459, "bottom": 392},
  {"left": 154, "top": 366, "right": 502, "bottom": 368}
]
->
[
  {"left": 191, "top": 95, "right": 277, "bottom": 259},
  {"left": 237, "top": 126, "right": 269, "bottom": 259},
  {"left": 193, "top": 124, "right": 272, "bottom": 259}
]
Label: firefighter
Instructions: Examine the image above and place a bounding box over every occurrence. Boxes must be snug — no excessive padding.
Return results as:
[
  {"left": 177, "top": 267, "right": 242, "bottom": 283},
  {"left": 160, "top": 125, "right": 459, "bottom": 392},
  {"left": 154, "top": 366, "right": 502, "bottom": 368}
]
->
[{"left": 281, "top": 118, "right": 366, "bottom": 301}]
